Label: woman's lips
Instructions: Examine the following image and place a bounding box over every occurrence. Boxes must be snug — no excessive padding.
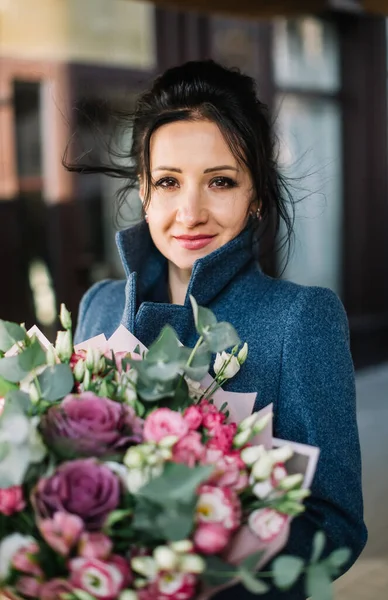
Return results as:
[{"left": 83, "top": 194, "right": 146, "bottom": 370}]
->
[{"left": 174, "top": 235, "right": 216, "bottom": 250}]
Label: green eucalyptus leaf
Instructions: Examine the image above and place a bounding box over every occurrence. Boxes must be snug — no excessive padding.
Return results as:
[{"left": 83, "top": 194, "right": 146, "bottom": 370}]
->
[
  {"left": 190, "top": 296, "right": 218, "bottom": 334},
  {"left": 137, "top": 462, "right": 213, "bottom": 504},
  {"left": 181, "top": 345, "right": 212, "bottom": 381},
  {"left": 0, "top": 355, "right": 28, "bottom": 383},
  {"left": 306, "top": 563, "right": 333, "bottom": 600},
  {"left": 273, "top": 556, "right": 304, "bottom": 590},
  {"left": 137, "top": 378, "right": 177, "bottom": 402},
  {"left": 239, "top": 569, "right": 270, "bottom": 594},
  {"left": 241, "top": 551, "right": 265, "bottom": 572},
  {"left": 0, "top": 376, "right": 17, "bottom": 396},
  {"left": 204, "top": 322, "right": 240, "bottom": 353},
  {"left": 0, "top": 320, "right": 26, "bottom": 352},
  {"left": 147, "top": 326, "right": 181, "bottom": 363},
  {"left": 327, "top": 548, "right": 351, "bottom": 570},
  {"left": 4, "top": 390, "right": 31, "bottom": 414},
  {"left": 311, "top": 531, "right": 326, "bottom": 563},
  {"left": 19, "top": 340, "right": 46, "bottom": 371},
  {"left": 155, "top": 500, "right": 196, "bottom": 541},
  {"left": 37, "top": 363, "right": 74, "bottom": 402},
  {"left": 0, "top": 441, "right": 10, "bottom": 461},
  {"left": 144, "top": 360, "right": 183, "bottom": 382},
  {"left": 203, "top": 556, "right": 237, "bottom": 586}
]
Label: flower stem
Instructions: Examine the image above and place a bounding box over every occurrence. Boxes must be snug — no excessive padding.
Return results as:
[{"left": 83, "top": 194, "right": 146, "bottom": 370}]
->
[{"left": 186, "top": 336, "right": 204, "bottom": 368}]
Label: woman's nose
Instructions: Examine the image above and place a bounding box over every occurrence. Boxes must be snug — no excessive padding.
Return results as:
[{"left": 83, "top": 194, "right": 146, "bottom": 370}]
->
[{"left": 175, "top": 188, "right": 208, "bottom": 227}]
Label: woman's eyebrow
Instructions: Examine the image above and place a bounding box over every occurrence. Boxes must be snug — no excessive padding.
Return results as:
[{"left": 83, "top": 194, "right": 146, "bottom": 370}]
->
[{"left": 152, "top": 165, "right": 238, "bottom": 173}]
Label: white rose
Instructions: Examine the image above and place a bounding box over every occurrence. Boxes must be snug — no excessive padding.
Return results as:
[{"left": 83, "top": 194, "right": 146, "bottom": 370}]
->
[
  {"left": 0, "top": 533, "right": 35, "bottom": 580},
  {"left": 214, "top": 352, "right": 240, "bottom": 379}
]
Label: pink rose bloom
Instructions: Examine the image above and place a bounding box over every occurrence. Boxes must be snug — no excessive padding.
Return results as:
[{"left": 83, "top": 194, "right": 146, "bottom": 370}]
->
[
  {"left": 0, "top": 485, "right": 26, "bottom": 516},
  {"left": 203, "top": 449, "right": 249, "bottom": 491},
  {"left": 196, "top": 485, "right": 241, "bottom": 531},
  {"left": 38, "top": 512, "right": 84, "bottom": 556},
  {"left": 248, "top": 508, "right": 288, "bottom": 542},
  {"left": 183, "top": 405, "right": 203, "bottom": 430},
  {"left": 15, "top": 576, "right": 41, "bottom": 598},
  {"left": 40, "top": 579, "right": 74, "bottom": 600},
  {"left": 12, "top": 542, "right": 42, "bottom": 577},
  {"left": 139, "top": 572, "right": 197, "bottom": 600},
  {"left": 271, "top": 463, "right": 288, "bottom": 488},
  {"left": 207, "top": 423, "right": 237, "bottom": 453},
  {"left": 202, "top": 411, "right": 225, "bottom": 431},
  {"left": 194, "top": 522, "right": 231, "bottom": 555},
  {"left": 69, "top": 555, "right": 131, "bottom": 600},
  {"left": 144, "top": 408, "right": 189, "bottom": 443},
  {"left": 78, "top": 532, "right": 113, "bottom": 560},
  {"left": 172, "top": 432, "right": 205, "bottom": 467},
  {"left": 70, "top": 350, "right": 87, "bottom": 370},
  {"left": 198, "top": 399, "right": 218, "bottom": 416}
]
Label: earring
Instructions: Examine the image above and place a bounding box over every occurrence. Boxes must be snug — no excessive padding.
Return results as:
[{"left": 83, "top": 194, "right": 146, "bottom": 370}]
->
[{"left": 250, "top": 208, "right": 261, "bottom": 220}]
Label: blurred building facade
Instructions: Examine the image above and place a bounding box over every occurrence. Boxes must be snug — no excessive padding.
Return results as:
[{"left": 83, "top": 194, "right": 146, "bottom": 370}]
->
[{"left": 0, "top": 0, "right": 387, "bottom": 367}]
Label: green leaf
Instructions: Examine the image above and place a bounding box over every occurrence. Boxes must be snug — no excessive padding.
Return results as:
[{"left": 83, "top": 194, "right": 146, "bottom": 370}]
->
[
  {"left": 104, "top": 509, "right": 133, "bottom": 532},
  {"left": 147, "top": 326, "right": 181, "bottom": 363},
  {"left": 155, "top": 500, "right": 196, "bottom": 541},
  {"left": 0, "top": 320, "right": 26, "bottom": 352},
  {"left": 137, "top": 462, "right": 213, "bottom": 504},
  {"left": 37, "top": 364, "right": 74, "bottom": 402},
  {"left": 327, "top": 548, "right": 351, "bottom": 570},
  {"left": 19, "top": 340, "right": 46, "bottom": 371},
  {"left": 4, "top": 390, "right": 31, "bottom": 414},
  {"left": 203, "top": 556, "right": 237, "bottom": 586},
  {"left": 306, "top": 564, "right": 333, "bottom": 600},
  {"left": 144, "top": 361, "right": 182, "bottom": 382},
  {"left": 0, "top": 441, "right": 10, "bottom": 461},
  {"left": 0, "top": 376, "right": 17, "bottom": 396},
  {"left": 241, "top": 551, "right": 265, "bottom": 572},
  {"left": 0, "top": 355, "right": 28, "bottom": 383},
  {"left": 239, "top": 569, "right": 270, "bottom": 594},
  {"left": 190, "top": 296, "right": 217, "bottom": 334},
  {"left": 204, "top": 322, "right": 240, "bottom": 353},
  {"left": 137, "top": 377, "right": 178, "bottom": 402},
  {"left": 181, "top": 345, "right": 212, "bottom": 381},
  {"left": 311, "top": 531, "right": 326, "bottom": 563},
  {"left": 272, "top": 556, "right": 304, "bottom": 590}
]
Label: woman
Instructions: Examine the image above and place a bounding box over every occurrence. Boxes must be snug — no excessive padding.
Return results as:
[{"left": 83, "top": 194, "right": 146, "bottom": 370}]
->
[{"left": 73, "top": 60, "right": 367, "bottom": 598}]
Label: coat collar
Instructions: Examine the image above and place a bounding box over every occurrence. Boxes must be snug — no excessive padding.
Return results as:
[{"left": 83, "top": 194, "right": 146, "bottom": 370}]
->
[{"left": 115, "top": 220, "right": 257, "bottom": 308}]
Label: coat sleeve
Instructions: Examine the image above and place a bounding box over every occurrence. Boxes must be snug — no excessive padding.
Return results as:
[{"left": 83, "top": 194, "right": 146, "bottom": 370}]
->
[
  {"left": 74, "top": 279, "right": 124, "bottom": 344},
  {"left": 213, "top": 286, "right": 367, "bottom": 600}
]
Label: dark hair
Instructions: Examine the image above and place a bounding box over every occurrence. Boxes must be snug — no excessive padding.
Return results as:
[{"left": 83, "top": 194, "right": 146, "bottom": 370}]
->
[{"left": 65, "top": 60, "right": 295, "bottom": 269}]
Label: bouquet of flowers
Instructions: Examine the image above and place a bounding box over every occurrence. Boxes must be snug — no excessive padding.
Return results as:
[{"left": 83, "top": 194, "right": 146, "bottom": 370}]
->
[{"left": 0, "top": 298, "right": 349, "bottom": 600}]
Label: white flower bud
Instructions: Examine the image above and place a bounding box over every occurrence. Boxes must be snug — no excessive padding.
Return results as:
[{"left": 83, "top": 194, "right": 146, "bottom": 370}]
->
[
  {"left": 238, "top": 413, "right": 259, "bottom": 432},
  {"left": 46, "top": 345, "right": 57, "bottom": 367},
  {"left": 86, "top": 347, "right": 102, "bottom": 374},
  {"left": 158, "top": 448, "right": 173, "bottom": 461},
  {"left": 123, "top": 386, "right": 137, "bottom": 406},
  {"left": 233, "top": 429, "right": 252, "bottom": 448},
  {"left": 131, "top": 556, "right": 157, "bottom": 579},
  {"left": 55, "top": 330, "right": 73, "bottom": 362},
  {"left": 237, "top": 342, "right": 248, "bottom": 365},
  {"left": 119, "top": 591, "right": 138, "bottom": 600},
  {"left": 252, "top": 412, "right": 273, "bottom": 435},
  {"left": 169, "top": 540, "right": 194, "bottom": 554},
  {"left": 158, "top": 435, "right": 179, "bottom": 449},
  {"left": 269, "top": 445, "right": 294, "bottom": 464},
  {"left": 73, "top": 359, "right": 85, "bottom": 382},
  {"left": 179, "top": 554, "right": 206, "bottom": 574},
  {"left": 82, "top": 368, "right": 91, "bottom": 391},
  {"left": 153, "top": 546, "right": 178, "bottom": 571},
  {"left": 126, "top": 468, "right": 150, "bottom": 494},
  {"left": 124, "top": 447, "right": 145, "bottom": 469},
  {"left": 251, "top": 455, "right": 273, "bottom": 481},
  {"left": 134, "top": 579, "right": 147, "bottom": 589},
  {"left": 240, "top": 445, "right": 266, "bottom": 466},
  {"left": 277, "top": 473, "right": 304, "bottom": 491},
  {"left": 252, "top": 480, "right": 273, "bottom": 500},
  {"left": 213, "top": 352, "right": 241, "bottom": 379},
  {"left": 59, "top": 303, "right": 72, "bottom": 330},
  {"left": 147, "top": 453, "right": 160, "bottom": 466},
  {"left": 29, "top": 382, "right": 40, "bottom": 404},
  {"left": 287, "top": 488, "right": 310, "bottom": 501}
]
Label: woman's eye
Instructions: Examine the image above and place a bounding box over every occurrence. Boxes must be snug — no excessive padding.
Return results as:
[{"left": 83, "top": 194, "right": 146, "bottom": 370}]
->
[
  {"left": 155, "top": 177, "right": 179, "bottom": 189},
  {"left": 210, "top": 176, "right": 237, "bottom": 189}
]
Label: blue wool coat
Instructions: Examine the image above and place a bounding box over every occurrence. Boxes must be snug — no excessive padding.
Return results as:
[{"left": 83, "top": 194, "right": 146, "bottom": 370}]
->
[{"left": 75, "top": 221, "right": 367, "bottom": 599}]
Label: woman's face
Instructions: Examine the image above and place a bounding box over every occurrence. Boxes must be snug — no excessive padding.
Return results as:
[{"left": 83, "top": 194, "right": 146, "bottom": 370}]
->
[{"left": 141, "top": 119, "right": 255, "bottom": 274}]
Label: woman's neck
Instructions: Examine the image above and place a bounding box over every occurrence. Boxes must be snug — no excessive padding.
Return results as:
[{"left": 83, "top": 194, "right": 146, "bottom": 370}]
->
[{"left": 168, "top": 262, "right": 192, "bottom": 305}]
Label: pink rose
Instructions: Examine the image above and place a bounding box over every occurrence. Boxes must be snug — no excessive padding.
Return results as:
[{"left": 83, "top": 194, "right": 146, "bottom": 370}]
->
[
  {"left": 248, "top": 508, "right": 288, "bottom": 542},
  {"left": 40, "top": 579, "right": 74, "bottom": 600},
  {"left": 70, "top": 350, "right": 87, "bottom": 370},
  {"left": 203, "top": 449, "right": 249, "bottom": 491},
  {"left": 69, "top": 555, "right": 131, "bottom": 600},
  {"left": 196, "top": 485, "right": 241, "bottom": 531},
  {"left": 183, "top": 406, "right": 203, "bottom": 430},
  {"left": 0, "top": 486, "right": 26, "bottom": 516},
  {"left": 207, "top": 423, "right": 237, "bottom": 453},
  {"left": 194, "top": 523, "right": 231, "bottom": 555},
  {"left": 78, "top": 532, "right": 113, "bottom": 560},
  {"left": 38, "top": 512, "right": 84, "bottom": 556},
  {"left": 202, "top": 411, "right": 225, "bottom": 431},
  {"left": 144, "top": 408, "right": 189, "bottom": 443},
  {"left": 198, "top": 399, "right": 218, "bottom": 416},
  {"left": 15, "top": 576, "right": 41, "bottom": 598},
  {"left": 172, "top": 432, "right": 205, "bottom": 467},
  {"left": 139, "top": 572, "right": 197, "bottom": 600},
  {"left": 12, "top": 542, "right": 42, "bottom": 577}
]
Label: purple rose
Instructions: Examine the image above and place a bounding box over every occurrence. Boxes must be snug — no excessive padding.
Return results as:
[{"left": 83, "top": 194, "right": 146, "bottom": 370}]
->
[
  {"left": 40, "top": 392, "right": 143, "bottom": 458},
  {"left": 33, "top": 459, "right": 120, "bottom": 530}
]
